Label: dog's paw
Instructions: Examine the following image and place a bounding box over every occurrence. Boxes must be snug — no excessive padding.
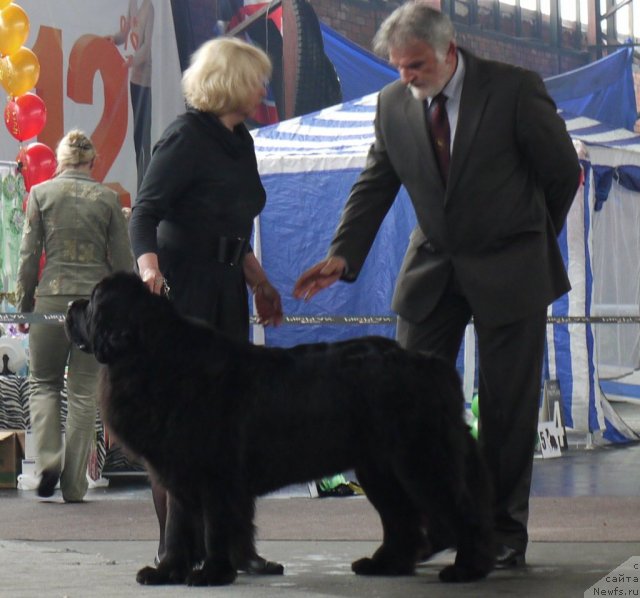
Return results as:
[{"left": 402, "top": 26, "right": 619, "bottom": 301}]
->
[
  {"left": 351, "top": 557, "right": 376, "bottom": 575},
  {"left": 136, "top": 565, "right": 183, "bottom": 585},
  {"left": 187, "top": 561, "right": 237, "bottom": 586},
  {"left": 351, "top": 557, "right": 414, "bottom": 576},
  {"left": 438, "top": 563, "right": 489, "bottom": 583}
]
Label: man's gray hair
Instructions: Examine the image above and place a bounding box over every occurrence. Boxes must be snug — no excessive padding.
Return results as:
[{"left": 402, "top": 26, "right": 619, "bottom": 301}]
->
[{"left": 372, "top": 1, "right": 455, "bottom": 58}]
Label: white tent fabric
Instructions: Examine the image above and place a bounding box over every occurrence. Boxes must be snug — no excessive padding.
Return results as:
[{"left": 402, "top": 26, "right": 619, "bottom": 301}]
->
[
  {"left": 252, "top": 92, "right": 640, "bottom": 444},
  {"left": 254, "top": 93, "right": 640, "bottom": 164},
  {"left": 548, "top": 168, "right": 637, "bottom": 443},
  {"left": 254, "top": 93, "right": 379, "bottom": 169}
]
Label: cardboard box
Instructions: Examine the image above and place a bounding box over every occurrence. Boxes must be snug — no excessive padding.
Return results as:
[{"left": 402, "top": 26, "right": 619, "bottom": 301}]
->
[{"left": 0, "top": 430, "right": 25, "bottom": 488}]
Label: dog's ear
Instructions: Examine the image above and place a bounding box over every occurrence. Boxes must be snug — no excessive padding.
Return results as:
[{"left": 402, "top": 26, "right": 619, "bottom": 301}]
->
[
  {"left": 65, "top": 299, "right": 92, "bottom": 352},
  {"left": 87, "top": 272, "right": 147, "bottom": 364},
  {"left": 93, "top": 325, "right": 137, "bottom": 364}
]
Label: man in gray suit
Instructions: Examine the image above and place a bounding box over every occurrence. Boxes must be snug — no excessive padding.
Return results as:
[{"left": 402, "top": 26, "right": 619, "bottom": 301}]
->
[{"left": 294, "top": 1, "right": 581, "bottom": 568}]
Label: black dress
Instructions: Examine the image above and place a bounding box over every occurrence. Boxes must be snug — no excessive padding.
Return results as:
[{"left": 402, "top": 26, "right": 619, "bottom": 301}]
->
[{"left": 129, "top": 108, "right": 266, "bottom": 340}]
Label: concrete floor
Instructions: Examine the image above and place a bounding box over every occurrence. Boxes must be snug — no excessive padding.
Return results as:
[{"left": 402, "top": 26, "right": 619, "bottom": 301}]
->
[
  {"left": 2, "top": 538, "right": 638, "bottom": 598},
  {"left": 2, "top": 400, "right": 639, "bottom": 597}
]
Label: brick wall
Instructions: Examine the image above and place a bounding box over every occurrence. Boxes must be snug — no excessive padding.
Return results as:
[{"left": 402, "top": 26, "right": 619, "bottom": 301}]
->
[
  {"left": 310, "top": 0, "right": 585, "bottom": 77},
  {"left": 179, "top": 1, "right": 610, "bottom": 79},
  {"left": 310, "top": 0, "right": 401, "bottom": 47},
  {"left": 454, "top": 30, "right": 585, "bottom": 76}
]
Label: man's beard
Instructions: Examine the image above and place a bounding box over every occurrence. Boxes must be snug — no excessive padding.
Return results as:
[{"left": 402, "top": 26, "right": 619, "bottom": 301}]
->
[{"left": 408, "top": 83, "right": 431, "bottom": 101}]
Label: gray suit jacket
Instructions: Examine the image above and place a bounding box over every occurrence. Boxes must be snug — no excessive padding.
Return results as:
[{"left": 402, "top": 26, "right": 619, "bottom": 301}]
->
[
  {"left": 329, "top": 50, "right": 582, "bottom": 326},
  {"left": 16, "top": 169, "right": 134, "bottom": 312}
]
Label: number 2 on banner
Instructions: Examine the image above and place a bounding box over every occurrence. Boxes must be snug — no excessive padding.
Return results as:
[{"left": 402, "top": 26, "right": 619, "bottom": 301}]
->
[{"left": 32, "top": 27, "right": 129, "bottom": 192}]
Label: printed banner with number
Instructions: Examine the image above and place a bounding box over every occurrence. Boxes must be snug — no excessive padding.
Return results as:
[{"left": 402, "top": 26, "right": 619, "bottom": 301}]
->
[{"left": 0, "top": 0, "right": 184, "bottom": 206}]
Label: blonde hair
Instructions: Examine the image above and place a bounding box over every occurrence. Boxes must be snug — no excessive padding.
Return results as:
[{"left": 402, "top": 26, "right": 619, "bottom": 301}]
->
[
  {"left": 181, "top": 37, "right": 272, "bottom": 115},
  {"left": 55, "top": 129, "right": 96, "bottom": 173}
]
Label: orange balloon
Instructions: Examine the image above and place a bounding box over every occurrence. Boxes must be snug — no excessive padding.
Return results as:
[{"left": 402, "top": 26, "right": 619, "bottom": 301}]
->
[
  {"left": 1, "top": 46, "right": 39, "bottom": 96},
  {"left": 0, "top": 4, "right": 29, "bottom": 57}
]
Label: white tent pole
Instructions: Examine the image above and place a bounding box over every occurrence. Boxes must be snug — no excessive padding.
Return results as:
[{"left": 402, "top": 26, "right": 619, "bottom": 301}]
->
[
  {"left": 252, "top": 215, "right": 265, "bottom": 346},
  {"left": 463, "top": 324, "right": 475, "bottom": 404}
]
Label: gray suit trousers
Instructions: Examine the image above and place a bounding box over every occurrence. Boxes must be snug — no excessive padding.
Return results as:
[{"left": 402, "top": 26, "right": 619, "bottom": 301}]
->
[{"left": 396, "top": 274, "right": 547, "bottom": 551}]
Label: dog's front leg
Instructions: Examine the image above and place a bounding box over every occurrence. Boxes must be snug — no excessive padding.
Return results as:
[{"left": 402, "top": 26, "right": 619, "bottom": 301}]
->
[
  {"left": 230, "top": 493, "right": 284, "bottom": 576},
  {"left": 137, "top": 493, "right": 193, "bottom": 585},
  {"left": 186, "top": 495, "right": 237, "bottom": 586}
]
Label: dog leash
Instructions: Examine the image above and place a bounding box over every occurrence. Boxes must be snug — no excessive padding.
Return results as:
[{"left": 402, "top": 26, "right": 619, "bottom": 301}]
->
[
  {"left": 275, "top": 315, "right": 640, "bottom": 325},
  {"left": 2, "top": 313, "right": 640, "bottom": 325}
]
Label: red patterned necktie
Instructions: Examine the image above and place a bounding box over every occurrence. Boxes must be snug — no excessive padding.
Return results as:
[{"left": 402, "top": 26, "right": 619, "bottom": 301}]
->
[{"left": 426, "top": 93, "right": 450, "bottom": 183}]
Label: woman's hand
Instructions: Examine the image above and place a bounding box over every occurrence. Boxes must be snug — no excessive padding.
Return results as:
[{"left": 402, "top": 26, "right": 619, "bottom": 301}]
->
[
  {"left": 137, "top": 253, "right": 167, "bottom": 295},
  {"left": 141, "top": 267, "right": 167, "bottom": 295},
  {"left": 243, "top": 253, "right": 282, "bottom": 326},
  {"left": 253, "top": 280, "right": 283, "bottom": 327}
]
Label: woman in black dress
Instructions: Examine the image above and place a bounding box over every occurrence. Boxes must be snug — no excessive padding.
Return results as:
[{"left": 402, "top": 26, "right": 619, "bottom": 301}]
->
[{"left": 129, "top": 36, "right": 283, "bottom": 573}]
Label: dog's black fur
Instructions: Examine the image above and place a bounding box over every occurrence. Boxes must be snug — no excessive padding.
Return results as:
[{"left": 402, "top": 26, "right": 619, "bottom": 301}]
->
[{"left": 65, "top": 271, "right": 494, "bottom": 586}]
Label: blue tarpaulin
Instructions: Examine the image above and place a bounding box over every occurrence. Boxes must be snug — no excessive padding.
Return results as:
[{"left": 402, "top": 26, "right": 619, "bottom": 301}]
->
[
  {"left": 320, "top": 23, "right": 396, "bottom": 102},
  {"left": 321, "top": 23, "right": 638, "bottom": 132},
  {"left": 545, "top": 47, "right": 638, "bottom": 131}
]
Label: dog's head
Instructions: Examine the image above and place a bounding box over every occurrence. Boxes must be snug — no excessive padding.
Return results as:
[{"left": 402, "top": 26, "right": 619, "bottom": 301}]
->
[{"left": 65, "top": 271, "right": 156, "bottom": 364}]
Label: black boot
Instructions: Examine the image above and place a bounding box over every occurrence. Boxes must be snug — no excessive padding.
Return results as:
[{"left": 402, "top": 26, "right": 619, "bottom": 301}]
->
[{"left": 37, "top": 469, "right": 60, "bottom": 498}]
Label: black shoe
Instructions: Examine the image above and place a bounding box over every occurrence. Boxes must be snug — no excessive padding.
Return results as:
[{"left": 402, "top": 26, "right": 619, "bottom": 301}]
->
[
  {"left": 239, "top": 555, "right": 284, "bottom": 575},
  {"left": 495, "top": 544, "right": 526, "bottom": 569},
  {"left": 37, "top": 469, "right": 60, "bottom": 498}
]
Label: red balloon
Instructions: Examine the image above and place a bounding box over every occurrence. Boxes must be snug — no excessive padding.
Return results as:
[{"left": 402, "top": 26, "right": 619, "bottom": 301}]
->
[
  {"left": 17, "top": 142, "right": 56, "bottom": 191},
  {"left": 4, "top": 92, "right": 46, "bottom": 141}
]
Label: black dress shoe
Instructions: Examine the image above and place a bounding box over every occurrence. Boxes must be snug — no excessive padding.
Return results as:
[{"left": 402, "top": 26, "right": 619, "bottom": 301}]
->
[
  {"left": 495, "top": 544, "right": 526, "bottom": 569},
  {"left": 239, "top": 555, "right": 284, "bottom": 575},
  {"left": 37, "top": 469, "right": 60, "bottom": 498}
]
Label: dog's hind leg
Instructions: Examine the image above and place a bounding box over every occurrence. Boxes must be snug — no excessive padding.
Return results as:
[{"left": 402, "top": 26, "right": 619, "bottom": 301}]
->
[
  {"left": 228, "top": 495, "right": 258, "bottom": 572},
  {"left": 351, "top": 464, "right": 421, "bottom": 576},
  {"left": 230, "top": 495, "right": 284, "bottom": 576},
  {"left": 395, "top": 432, "right": 495, "bottom": 583},
  {"left": 185, "top": 493, "right": 238, "bottom": 587}
]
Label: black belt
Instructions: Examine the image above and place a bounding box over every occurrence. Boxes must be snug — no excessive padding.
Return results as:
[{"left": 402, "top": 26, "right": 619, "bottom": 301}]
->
[
  {"left": 213, "top": 235, "right": 250, "bottom": 265},
  {"left": 158, "top": 221, "right": 249, "bottom": 266}
]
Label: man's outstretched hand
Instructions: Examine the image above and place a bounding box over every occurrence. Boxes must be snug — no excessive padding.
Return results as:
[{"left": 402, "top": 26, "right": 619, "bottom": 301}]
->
[{"left": 293, "top": 256, "right": 347, "bottom": 301}]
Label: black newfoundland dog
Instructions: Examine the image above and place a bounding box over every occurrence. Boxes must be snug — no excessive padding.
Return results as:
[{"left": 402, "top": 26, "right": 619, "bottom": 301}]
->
[{"left": 65, "top": 271, "right": 494, "bottom": 586}]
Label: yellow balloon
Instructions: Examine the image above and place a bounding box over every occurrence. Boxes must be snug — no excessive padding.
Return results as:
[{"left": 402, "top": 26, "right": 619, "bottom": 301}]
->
[
  {"left": 0, "top": 1, "right": 12, "bottom": 10},
  {"left": 0, "top": 4, "right": 29, "bottom": 57},
  {"left": 1, "top": 46, "right": 39, "bottom": 97}
]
